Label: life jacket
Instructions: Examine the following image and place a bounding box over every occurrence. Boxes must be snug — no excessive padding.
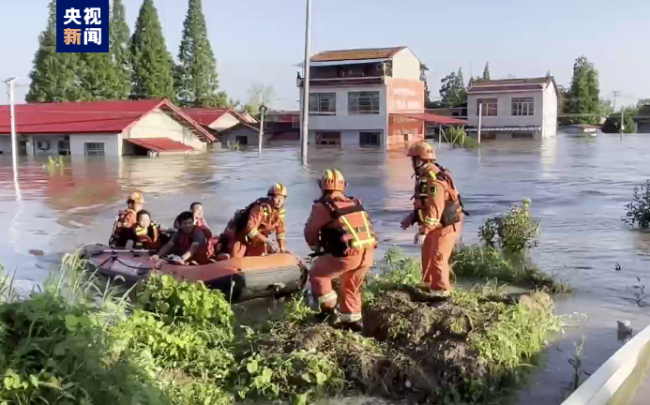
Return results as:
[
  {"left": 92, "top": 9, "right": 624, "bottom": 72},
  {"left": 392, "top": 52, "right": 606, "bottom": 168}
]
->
[
  {"left": 232, "top": 198, "right": 275, "bottom": 236},
  {"left": 318, "top": 196, "right": 377, "bottom": 257},
  {"left": 175, "top": 226, "right": 214, "bottom": 264},
  {"left": 133, "top": 223, "right": 160, "bottom": 250},
  {"left": 109, "top": 208, "right": 137, "bottom": 247},
  {"left": 414, "top": 164, "right": 468, "bottom": 228}
]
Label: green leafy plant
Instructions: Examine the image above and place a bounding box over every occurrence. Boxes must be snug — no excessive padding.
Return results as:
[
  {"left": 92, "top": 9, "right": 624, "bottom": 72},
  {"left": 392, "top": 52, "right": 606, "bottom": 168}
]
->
[
  {"left": 624, "top": 180, "right": 650, "bottom": 229},
  {"left": 363, "top": 247, "right": 422, "bottom": 303},
  {"left": 479, "top": 199, "right": 540, "bottom": 254},
  {"left": 446, "top": 126, "right": 479, "bottom": 149}
]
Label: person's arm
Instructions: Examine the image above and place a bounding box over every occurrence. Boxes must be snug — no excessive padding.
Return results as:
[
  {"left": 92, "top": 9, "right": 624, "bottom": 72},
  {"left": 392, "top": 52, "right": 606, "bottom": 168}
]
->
[
  {"left": 401, "top": 211, "right": 417, "bottom": 229},
  {"left": 244, "top": 205, "right": 270, "bottom": 244},
  {"left": 304, "top": 203, "right": 331, "bottom": 251},
  {"left": 419, "top": 176, "right": 446, "bottom": 235},
  {"left": 276, "top": 209, "right": 287, "bottom": 252},
  {"left": 153, "top": 240, "right": 174, "bottom": 260},
  {"left": 181, "top": 229, "right": 207, "bottom": 262}
]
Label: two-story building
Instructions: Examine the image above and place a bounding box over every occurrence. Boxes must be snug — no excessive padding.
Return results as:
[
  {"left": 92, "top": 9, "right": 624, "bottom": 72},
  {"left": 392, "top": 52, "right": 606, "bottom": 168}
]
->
[
  {"left": 466, "top": 77, "right": 558, "bottom": 140},
  {"left": 297, "top": 46, "right": 428, "bottom": 150}
]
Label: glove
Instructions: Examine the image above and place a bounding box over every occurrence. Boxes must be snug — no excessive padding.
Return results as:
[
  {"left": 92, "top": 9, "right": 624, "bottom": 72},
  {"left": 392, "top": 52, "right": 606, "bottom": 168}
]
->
[{"left": 414, "top": 233, "right": 426, "bottom": 246}]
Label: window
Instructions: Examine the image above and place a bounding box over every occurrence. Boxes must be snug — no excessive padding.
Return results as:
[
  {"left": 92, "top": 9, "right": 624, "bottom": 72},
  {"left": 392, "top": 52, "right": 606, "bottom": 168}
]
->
[
  {"left": 58, "top": 140, "right": 71, "bottom": 156},
  {"left": 477, "top": 98, "right": 497, "bottom": 116},
  {"left": 85, "top": 142, "right": 105, "bottom": 156},
  {"left": 512, "top": 97, "right": 534, "bottom": 116},
  {"left": 309, "top": 93, "right": 336, "bottom": 115},
  {"left": 360, "top": 132, "right": 381, "bottom": 147},
  {"left": 316, "top": 131, "right": 341, "bottom": 146},
  {"left": 348, "top": 91, "right": 380, "bottom": 115}
]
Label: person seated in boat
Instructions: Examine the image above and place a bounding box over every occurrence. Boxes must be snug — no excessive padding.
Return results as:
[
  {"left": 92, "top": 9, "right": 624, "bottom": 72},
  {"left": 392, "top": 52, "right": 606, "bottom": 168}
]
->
[
  {"left": 216, "top": 184, "right": 287, "bottom": 259},
  {"left": 152, "top": 211, "right": 214, "bottom": 265},
  {"left": 173, "top": 202, "right": 210, "bottom": 231},
  {"left": 109, "top": 191, "right": 144, "bottom": 248},
  {"left": 125, "top": 210, "right": 164, "bottom": 251}
]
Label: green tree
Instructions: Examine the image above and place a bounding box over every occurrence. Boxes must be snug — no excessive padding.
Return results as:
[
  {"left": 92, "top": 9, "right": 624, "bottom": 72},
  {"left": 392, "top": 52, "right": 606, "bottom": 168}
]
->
[
  {"left": 175, "top": 0, "right": 223, "bottom": 106},
  {"left": 564, "top": 56, "right": 601, "bottom": 125},
  {"left": 78, "top": 54, "right": 122, "bottom": 100},
  {"left": 439, "top": 67, "right": 466, "bottom": 107},
  {"left": 130, "top": 0, "right": 175, "bottom": 100},
  {"left": 110, "top": 0, "right": 131, "bottom": 99},
  {"left": 26, "top": 0, "right": 84, "bottom": 102},
  {"left": 245, "top": 83, "right": 275, "bottom": 115},
  {"left": 482, "top": 62, "right": 491, "bottom": 80}
]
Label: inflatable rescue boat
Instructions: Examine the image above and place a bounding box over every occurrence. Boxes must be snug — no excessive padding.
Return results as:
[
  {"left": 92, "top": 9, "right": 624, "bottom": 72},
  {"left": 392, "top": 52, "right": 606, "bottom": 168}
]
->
[{"left": 80, "top": 244, "right": 307, "bottom": 303}]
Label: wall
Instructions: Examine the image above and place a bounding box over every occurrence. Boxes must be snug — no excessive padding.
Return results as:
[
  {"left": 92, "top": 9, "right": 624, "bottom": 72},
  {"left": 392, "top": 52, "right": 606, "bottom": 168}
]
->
[
  {"left": 305, "top": 84, "right": 388, "bottom": 136},
  {"left": 390, "top": 48, "right": 422, "bottom": 80},
  {"left": 467, "top": 90, "right": 544, "bottom": 129},
  {"left": 221, "top": 126, "right": 261, "bottom": 148},
  {"left": 542, "top": 83, "right": 558, "bottom": 138},
  {"left": 307, "top": 130, "right": 384, "bottom": 149},
  {"left": 387, "top": 115, "right": 424, "bottom": 149},
  {"left": 30, "top": 135, "right": 67, "bottom": 156},
  {"left": 209, "top": 113, "right": 240, "bottom": 132},
  {"left": 124, "top": 108, "right": 207, "bottom": 152},
  {"left": 386, "top": 77, "right": 425, "bottom": 114},
  {"left": 70, "top": 133, "right": 122, "bottom": 156}
]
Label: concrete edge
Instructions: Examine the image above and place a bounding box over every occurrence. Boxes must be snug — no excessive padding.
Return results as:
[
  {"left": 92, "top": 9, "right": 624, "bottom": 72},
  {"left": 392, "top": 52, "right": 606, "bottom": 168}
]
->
[{"left": 561, "top": 323, "right": 650, "bottom": 405}]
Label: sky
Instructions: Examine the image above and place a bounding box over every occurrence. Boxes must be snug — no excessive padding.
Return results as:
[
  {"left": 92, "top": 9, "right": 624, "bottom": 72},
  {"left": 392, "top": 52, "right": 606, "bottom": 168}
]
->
[{"left": 1, "top": 0, "right": 649, "bottom": 110}]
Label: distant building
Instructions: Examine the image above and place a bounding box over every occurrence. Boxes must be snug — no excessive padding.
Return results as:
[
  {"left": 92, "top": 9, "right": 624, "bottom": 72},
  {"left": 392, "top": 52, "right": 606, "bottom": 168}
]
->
[
  {"left": 219, "top": 122, "right": 262, "bottom": 148},
  {"left": 182, "top": 107, "right": 243, "bottom": 134},
  {"left": 634, "top": 104, "right": 650, "bottom": 133},
  {"left": 466, "top": 77, "right": 558, "bottom": 140},
  {"left": 0, "top": 99, "right": 215, "bottom": 156},
  {"left": 297, "top": 46, "right": 429, "bottom": 150}
]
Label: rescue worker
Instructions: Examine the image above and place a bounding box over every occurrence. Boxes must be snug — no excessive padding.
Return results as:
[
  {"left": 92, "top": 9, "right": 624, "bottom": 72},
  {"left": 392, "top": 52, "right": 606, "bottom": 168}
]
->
[
  {"left": 216, "top": 184, "right": 288, "bottom": 258},
  {"left": 400, "top": 142, "right": 465, "bottom": 293},
  {"left": 109, "top": 191, "right": 144, "bottom": 247},
  {"left": 173, "top": 202, "right": 210, "bottom": 231},
  {"left": 305, "top": 169, "right": 377, "bottom": 332},
  {"left": 152, "top": 211, "right": 214, "bottom": 265},
  {"left": 127, "top": 210, "right": 162, "bottom": 250}
]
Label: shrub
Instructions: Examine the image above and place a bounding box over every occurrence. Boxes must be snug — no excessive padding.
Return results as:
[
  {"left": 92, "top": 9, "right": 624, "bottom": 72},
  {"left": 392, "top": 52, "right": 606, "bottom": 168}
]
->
[
  {"left": 363, "top": 247, "right": 422, "bottom": 303},
  {"left": 479, "top": 199, "right": 540, "bottom": 254},
  {"left": 624, "top": 180, "right": 650, "bottom": 229},
  {"left": 446, "top": 126, "right": 479, "bottom": 149}
]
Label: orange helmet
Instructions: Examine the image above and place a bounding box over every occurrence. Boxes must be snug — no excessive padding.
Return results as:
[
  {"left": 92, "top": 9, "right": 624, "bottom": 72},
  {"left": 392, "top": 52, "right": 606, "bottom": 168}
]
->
[
  {"left": 268, "top": 183, "right": 288, "bottom": 197},
  {"left": 319, "top": 169, "right": 346, "bottom": 192},
  {"left": 127, "top": 191, "right": 144, "bottom": 204},
  {"left": 407, "top": 142, "right": 436, "bottom": 161}
]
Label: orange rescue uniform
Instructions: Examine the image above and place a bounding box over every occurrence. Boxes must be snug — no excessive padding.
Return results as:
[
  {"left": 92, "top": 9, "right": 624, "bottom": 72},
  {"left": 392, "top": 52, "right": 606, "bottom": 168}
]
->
[
  {"left": 406, "top": 164, "right": 463, "bottom": 291},
  {"left": 109, "top": 208, "right": 137, "bottom": 247},
  {"left": 218, "top": 199, "right": 286, "bottom": 258},
  {"left": 305, "top": 192, "right": 376, "bottom": 323}
]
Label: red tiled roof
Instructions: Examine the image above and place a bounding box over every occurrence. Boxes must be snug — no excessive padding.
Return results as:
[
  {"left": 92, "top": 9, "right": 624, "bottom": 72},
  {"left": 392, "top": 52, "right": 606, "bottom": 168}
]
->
[
  {"left": 312, "top": 47, "right": 406, "bottom": 62},
  {"left": 125, "top": 138, "right": 194, "bottom": 153},
  {"left": 393, "top": 113, "right": 467, "bottom": 126},
  {"left": 182, "top": 107, "right": 232, "bottom": 126},
  {"left": 0, "top": 99, "right": 216, "bottom": 143}
]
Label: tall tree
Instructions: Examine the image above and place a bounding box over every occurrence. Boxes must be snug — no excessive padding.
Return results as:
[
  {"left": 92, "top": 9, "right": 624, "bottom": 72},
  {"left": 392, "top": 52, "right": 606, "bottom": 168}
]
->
[
  {"left": 26, "top": 0, "right": 84, "bottom": 102},
  {"left": 245, "top": 84, "right": 275, "bottom": 115},
  {"left": 175, "top": 0, "right": 223, "bottom": 106},
  {"left": 110, "top": 0, "right": 131, "bottom": 99},
  {"left": 564, "top": 56, "right": 601, "bottom": 124},
  {"left": 439, "top": 67, "right": 467, "bottom": 107},
  {"left": 130, "top": 0, "right": 175, "bottom": 100},
  {"left": 482, "top": 62, "right": 491, "bottom": 80}
]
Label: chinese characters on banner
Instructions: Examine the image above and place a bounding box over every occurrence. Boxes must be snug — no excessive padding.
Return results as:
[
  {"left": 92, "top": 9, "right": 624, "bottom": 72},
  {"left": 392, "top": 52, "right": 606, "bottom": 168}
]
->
[{"left": 56, "top": 0, "right": 109, "bottom": 53}]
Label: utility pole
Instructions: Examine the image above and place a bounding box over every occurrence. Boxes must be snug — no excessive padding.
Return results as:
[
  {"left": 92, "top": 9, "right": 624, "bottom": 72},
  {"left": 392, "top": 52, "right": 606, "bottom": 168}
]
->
[
  {"left": 5, "top": 78, "right": 18, "bottom": 180},
  {"left": 612, "top": 91, "right": 622, "bottom": 113},
  {"left": 477, "top": 103, "right": 483, "bottom": 144},
  {"left": 258, "top": 105, "right": 267, "bottom": 156},
  {"left": 620, "top": 108, "right": 625, "bottom": 140},
  {"left": 300, "top": 0, "right": 312, "bottom": 166}
]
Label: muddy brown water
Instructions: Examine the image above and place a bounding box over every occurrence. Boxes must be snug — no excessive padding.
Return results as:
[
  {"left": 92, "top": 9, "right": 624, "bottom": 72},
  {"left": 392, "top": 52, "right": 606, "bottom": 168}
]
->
[{"left": 1, "top": 134, "right": 650, "bottom": 404}]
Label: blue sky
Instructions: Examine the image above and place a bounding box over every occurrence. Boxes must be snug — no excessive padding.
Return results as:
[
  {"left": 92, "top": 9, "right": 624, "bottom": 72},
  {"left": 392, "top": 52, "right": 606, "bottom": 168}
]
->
[{"left": 1, "top": 0, "right": 648, "bottom": 110}]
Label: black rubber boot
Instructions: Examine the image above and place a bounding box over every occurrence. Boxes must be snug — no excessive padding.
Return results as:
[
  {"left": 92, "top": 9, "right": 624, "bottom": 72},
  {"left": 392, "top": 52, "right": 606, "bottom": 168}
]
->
[
  {"left": 314, "top": 308, "right": 337, "bottom": 324},
  {"left": 338, "top": 320, "right": 363, "bottom": 333}
]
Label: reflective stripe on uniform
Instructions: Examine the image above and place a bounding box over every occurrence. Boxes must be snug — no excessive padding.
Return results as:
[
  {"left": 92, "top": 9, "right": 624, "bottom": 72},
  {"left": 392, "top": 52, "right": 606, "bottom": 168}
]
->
[
  {"left": 318, "top": 290, "right": 337, "bottom": 304},
  {"left": 424, "top": 217, "right": 439, "bottom": 225},
  {"left": 340, "top": 212, "right": 376, "bottom": 248},
  {"left": 339, "top": 312, "right": 362, "bottom": 322},
  {"left": 248, "top": 229, "right": 259, "bottom": 238},
  {"left": 277, "top": 233, "right": 286, "bottom": 240}
]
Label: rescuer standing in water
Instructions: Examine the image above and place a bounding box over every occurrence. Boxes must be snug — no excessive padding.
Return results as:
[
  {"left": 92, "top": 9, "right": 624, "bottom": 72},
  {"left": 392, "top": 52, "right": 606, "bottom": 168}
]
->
[
  {"left": 401, "top": 142, "right": 465, "bottom": 293},
  {"left": 305, "top": 169, "right": 377, "bottom": 332}
]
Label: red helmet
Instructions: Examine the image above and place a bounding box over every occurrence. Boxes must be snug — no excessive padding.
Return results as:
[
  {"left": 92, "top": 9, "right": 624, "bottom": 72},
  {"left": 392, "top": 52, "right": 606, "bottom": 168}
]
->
[
  {"left": 319, "top": 169, "right": 346, "bottom": 192},
  {"left": 407, "top": 142, "right": 436, "bottom": 161},
  {"left": 268, "top": 183, "right": 288, "bottom": 197}
]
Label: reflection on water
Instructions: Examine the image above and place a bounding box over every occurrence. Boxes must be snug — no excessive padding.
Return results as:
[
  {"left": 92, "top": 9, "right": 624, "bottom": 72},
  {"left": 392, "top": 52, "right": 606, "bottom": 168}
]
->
[{"left": 1, "top": 135, "right": 650, "bottom": 403}]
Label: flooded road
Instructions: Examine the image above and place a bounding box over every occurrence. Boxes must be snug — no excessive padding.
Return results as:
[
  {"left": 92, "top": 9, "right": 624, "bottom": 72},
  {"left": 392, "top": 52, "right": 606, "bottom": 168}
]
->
[{"left": 1, "top": 134, "right": 650, "bottom": 404}]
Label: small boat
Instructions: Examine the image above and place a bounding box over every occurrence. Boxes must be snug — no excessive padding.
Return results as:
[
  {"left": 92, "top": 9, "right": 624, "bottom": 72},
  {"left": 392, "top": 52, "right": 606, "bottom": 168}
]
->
[{"left": 80, "top": 244, "right": 307, "bottom": 303}]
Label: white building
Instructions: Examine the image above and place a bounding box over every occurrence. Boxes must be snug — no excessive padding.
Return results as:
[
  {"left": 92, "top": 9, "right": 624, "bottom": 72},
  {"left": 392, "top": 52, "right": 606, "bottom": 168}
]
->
[
  {"left": 0, "top": 99, "right": 216, "bottom": 157},
  {"left": 298, "top": 46, "right": 429, "bottom": 150},
  {"left": 466, "top": 77, "right": 558, "bottom": 140}
]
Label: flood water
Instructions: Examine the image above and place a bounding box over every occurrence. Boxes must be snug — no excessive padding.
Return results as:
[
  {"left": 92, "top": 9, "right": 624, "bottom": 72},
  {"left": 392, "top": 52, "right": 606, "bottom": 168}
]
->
[{"left": 1, "top": 134, "right": 650, "bottom": 404}]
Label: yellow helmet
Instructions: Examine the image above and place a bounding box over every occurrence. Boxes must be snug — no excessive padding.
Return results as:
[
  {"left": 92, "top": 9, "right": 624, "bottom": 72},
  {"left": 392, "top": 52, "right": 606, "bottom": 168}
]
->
[
  {"left": 319, "top": 169, "right": 346, "bottom": 192},
  {"left": 127, "top": 191, "right": 144, "bottom": 204},
  {"left": 268, "top": 183, "right": 288, "bottom": 197},
  {"left": 407, "top": 142, "right": 436, "bottom": 161}
]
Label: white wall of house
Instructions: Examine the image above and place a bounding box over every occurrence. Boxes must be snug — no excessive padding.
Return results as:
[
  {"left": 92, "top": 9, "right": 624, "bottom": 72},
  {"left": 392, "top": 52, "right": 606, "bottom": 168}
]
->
[
  {"left": 468, "top": 91, "right": 544, "bottom": 128},
  {"left": 391, "top": 48, "right": 422, "bottom": 80},
  {"left": 306, "top": 85, "right": 388, "bottom": 135},
  {"left": 70, "top": 133, "right": 122, "bottom": 156},
  {"left": 209, "top": 113, "right": 240, "bottom": 132},
  {"left": 542, "top": 84, "right": 558, "bottom": 138},
  {"left": 123, "top": 109, "right": 207, "bottom": 151}
]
